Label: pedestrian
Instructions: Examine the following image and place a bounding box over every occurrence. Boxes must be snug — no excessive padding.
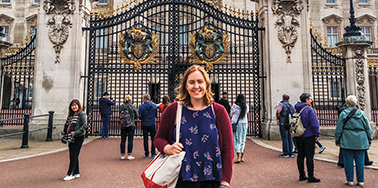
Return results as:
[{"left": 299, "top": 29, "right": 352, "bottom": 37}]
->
[
  {"left": 154, "top": 65, "right": 233, "bottom": 187},
  {"left": 62, "top": 99, "right": 87, "bottom": 181},
  {"left": 294, "top": 93, "right": 321, "bottom": 183},
  {"left": 99, "top": 92, "right": 115, "bottom": 139},
  {"left": 158, "top": 95, "right": 170, "bottom": 113},
  {"left": 276, "top": 94, "right": 294, "bottom": 158},
  {"left": 119, "top": 94, "right": 138, "bottom": 160},
  {"left": 336, "top": 103, "right": 373, "bottom": 168},
  {"left": 310, "top": 99, "right": 326, "bottom": 154},
  {"left": 335, "top": 95, "right": 372, "bottom": 187},
  {"left": 230, "top": 93, "right": 249, "bottom": 163},
  {"left": 139, "top": 94, "right": 158, "bottom": 158},
  {"left": 218, "top": 92, "right": 231, "bottom": 114}
]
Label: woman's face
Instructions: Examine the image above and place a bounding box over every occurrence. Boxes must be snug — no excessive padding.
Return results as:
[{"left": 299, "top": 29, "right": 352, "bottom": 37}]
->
[
  {"left": 71, "top": 103, "right": 79, "bottom": 113},
  {"left": 186, "top": 70, "right": 207, "bottom": 101}
]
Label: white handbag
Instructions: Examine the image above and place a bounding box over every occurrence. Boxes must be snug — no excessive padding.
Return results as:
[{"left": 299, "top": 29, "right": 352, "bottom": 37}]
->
[{"left": 141, "top": 102, "right": 186, "bottom": 188}]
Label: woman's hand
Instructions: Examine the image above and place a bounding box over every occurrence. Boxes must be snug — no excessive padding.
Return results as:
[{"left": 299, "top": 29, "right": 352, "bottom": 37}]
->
[
  {"left": 163, "top": 142, "right": 184, "bottom": 155},
  {"left": 70, "top": 132, "right": 74, "bottom": 136},
  {"left": 220, "top": 180, "right": 229, "bottom": 187},
  {"left": 61, "top": 131, "right": 65, "bottom": 135}
]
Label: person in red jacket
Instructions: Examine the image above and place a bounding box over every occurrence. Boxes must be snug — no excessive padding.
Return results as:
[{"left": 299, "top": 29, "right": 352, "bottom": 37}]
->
[{"left": 154, "top": 65, "right": 233, "bottom": 188}]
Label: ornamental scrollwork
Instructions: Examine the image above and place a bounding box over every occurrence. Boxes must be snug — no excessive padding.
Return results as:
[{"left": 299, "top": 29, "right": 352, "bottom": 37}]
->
[
  {"left": 189, "top": 22, "right": 230, "bottom": 71},
  {"left": 118, "top": 21, "right": 159, "bottom": 71},
  {"left": 43, "top": 0, "right": 75, "bottom": 63},
  {"left": 354, "top": 49, "right": 366, "bottom": 110},
  {"left": 272, "top": 0, "right": 303, "bottom": 63}
]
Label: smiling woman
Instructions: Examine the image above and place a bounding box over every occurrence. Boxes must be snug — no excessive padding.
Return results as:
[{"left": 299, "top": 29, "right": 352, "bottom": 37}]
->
[{"left": 154, "top": 65, "right": 234, "bottom": 188}]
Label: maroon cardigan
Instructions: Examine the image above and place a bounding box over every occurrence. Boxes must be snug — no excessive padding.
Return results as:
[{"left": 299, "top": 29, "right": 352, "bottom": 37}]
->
[{"left": 154, "top": 102, "right": 234, "bottom": 184}]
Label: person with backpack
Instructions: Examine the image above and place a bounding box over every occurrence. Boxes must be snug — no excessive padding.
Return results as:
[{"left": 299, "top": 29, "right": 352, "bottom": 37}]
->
[
  {"left": 335, "top": 95, "right": 372, "bottom": 187},
  {"left": 276, "top": 94, "right": 295, "bottom": 158},
  {"left": 293, "top": 93, "right": 321, "bottom": 183},
  {"left": 119, "top": 94, "right": 138, "bottom": 160}
]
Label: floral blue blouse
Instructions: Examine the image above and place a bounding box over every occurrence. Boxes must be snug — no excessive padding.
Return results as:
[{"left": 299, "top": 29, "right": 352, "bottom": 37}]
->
[{"left": 176, "top": 105, "right": 222, "bottom": 182}]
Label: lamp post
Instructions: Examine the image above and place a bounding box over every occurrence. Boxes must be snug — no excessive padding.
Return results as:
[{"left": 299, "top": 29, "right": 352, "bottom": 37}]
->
[{"left": 343, "top": 0, "right": 362, "bottom": 38}]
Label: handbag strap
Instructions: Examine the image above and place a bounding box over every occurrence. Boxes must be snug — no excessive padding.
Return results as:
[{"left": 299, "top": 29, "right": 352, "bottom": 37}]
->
[{"left": 175, "top": 102, "right": 183, "bottom": 143}]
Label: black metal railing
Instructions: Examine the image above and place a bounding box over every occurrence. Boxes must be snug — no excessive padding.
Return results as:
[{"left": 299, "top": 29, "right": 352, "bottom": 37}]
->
[
  {"left": 368, "top": 59, "right": 378, "bottom": 126},
  {"left": 0, "top": 111, "right": 55, "bottom": 148},
  {"left": 310, "top": 28, "right": 346, "bottom": 126}
]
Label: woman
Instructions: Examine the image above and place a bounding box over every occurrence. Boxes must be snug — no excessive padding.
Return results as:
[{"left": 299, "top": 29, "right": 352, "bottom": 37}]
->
[
  {"left": 230, "top": 94, "right": 249, "bottom": 163},
  {"left": 158, "top": 95, "right": 170, "bottom": 113},
  {"left": 62, "top": 99, "right": 87, "bottom": 181},
  {"left": 335, "top": 95, "right": 372, "bottom": 186},
  {"left": 119, "top": 94, "right": 139, "bottom": 160},
  {"left": 154, "top": 65, "right": 233, "bottom": 187}
]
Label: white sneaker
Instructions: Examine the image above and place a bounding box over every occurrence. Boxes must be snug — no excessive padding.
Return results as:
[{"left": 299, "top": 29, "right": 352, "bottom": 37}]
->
[
  {"left": 73, "top": 174, "right": 80, "bottom": 178},
  {"left": 127, "top": 156, "right": 135, "bottom": 160},
  {"left": 63, "top": 175, "right": 75, "bottom": 181},
  {"left": 120, "top": 156, "right": 126, "bottom": 160}
]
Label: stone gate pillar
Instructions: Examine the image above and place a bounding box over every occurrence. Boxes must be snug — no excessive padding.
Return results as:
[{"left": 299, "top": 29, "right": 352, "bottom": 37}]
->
[
  {"left": 256, "top": 0, "right": 311, "bottom": 140},
  {"left": 337, "top": 38, "right": 377, "bottom": 138},
  {"left": 31, "top": 1, "right": 85, "bottom": 140}
]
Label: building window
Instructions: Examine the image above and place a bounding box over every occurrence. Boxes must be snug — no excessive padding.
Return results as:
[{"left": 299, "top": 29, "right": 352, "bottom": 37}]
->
[
  {"left": 34, "top": 0, "right": 39, "bottom": 3},
  {"left": 327, "top": 26, "right": 338, "bottom": 48},
  {"left": 96, "top": 28, "right": 108, "bottom": 53},
  {"left": 359, "top": 0, "right": 368, "bottom": 3},
  {"left": 179, "top": 26, "right": 188, "bottom": 45},
  {"left": 326, "top": 0, "right": 335, "bottom": 3},
  {"left": 1, "top": 0, "right": 11, "bottom": 3},
  {"left": 361, "top": 27, "right": 371, "bottom": 41},
  {"left": 98, "top": 0, "right": 108, "bottom": 4},
  {"left": 1, "top": 26, "right": 9, "bottom": 42},
  {"left": 330, "top": 81, "right": 340, "bottom": 98},
  {"left": 96, "top": 82, "right": 104, "bottom": 98}
]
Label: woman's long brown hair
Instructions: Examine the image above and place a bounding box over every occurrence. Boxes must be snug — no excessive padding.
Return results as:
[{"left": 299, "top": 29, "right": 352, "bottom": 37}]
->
[{"left": 68, "top": 99, "right": 82, "bottom": 118}]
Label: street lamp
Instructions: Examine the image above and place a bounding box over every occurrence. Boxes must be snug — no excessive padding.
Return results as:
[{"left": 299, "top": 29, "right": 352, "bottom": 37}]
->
[{"left": 343, "top": 0, "right": 362, "bottom": 38}]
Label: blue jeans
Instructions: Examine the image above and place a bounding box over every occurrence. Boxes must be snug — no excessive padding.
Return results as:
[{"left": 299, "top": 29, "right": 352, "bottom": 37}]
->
[
  {"left": 142, "top": 125, "right": 156, "bottom": 157},
  {"left": 101, "top": 114, "right": 111, "bottom": 138},
  {"left": 120, "top": 126, "right": 135, "bottom": 155},
  {"left": 343, "top": 149, "right": 365, "bottom": 183},
  {"left": 279, "top": 124, "right": 293, "bottom": 155},
  {"left": 233, "top": 122, "right": 247, "bottom": 153}
]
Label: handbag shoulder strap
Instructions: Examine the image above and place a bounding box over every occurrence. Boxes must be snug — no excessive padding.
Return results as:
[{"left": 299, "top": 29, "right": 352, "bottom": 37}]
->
[{"left": 175, "top": 102, "right": 183, "bottom": 143}]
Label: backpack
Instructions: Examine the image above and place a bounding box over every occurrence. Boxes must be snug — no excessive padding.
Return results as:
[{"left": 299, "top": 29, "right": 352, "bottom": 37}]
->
[
  {"left": 119, "top": 104, "right": 133, "bottom": 128},
  {"left": 280, "top": 102, "right": 293, "bottom": 129},
  {"left": 290, "top": 106, "right": 309, "bottom": 137}
]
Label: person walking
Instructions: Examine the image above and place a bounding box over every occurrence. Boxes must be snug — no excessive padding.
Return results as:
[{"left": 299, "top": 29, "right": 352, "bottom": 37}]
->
[
  {"left": 154, "top": 65, "right": 233, "bottom": 187},
  {"left": 119, "top": 94, "right": 138, "bottom": 160},
  {"left": 62, "top": 99, "right": 87, "bottom": 181},
  {"left": 276, "top": 94, "right": 294, "bottom": 158},
  {"left": 335, "top": 95, "right": 372, "bottom": 187},
  {"left": 294, "top": 93, "right": 321, "bottom": 183},
  {"left": 218, "top": 92, "right": 231, "bottom": 115},
  {"left": 99, "top": 92, "right": 115, "bottom": 139},
  {"left": 139, "top": 94, "right": 158, "bottom": 158},
  {"left": 230, "top": 93, "right": 249, "bottom": 163},
  {"left": 158, "top": 95, "right": 170, "bottom": 113}
]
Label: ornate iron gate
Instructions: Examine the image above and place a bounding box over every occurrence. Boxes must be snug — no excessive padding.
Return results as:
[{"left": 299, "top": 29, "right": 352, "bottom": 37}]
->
[
  {"left": 0, "top": 31, "right": 36, "bottom": 126},
  {"left": 310, "top": 27, "right": 346, "bottom": 126},
  {"left": 84, "top": 0, "right": 261, "bottom": 137},
  {"left": 368, "top": 58, "right": 378, "bottom": 126}
]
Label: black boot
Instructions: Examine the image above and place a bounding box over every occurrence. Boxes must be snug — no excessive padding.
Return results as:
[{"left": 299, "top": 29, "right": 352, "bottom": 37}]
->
[{"left": 307, "top": 176, "right": 320, "bottom": 183}]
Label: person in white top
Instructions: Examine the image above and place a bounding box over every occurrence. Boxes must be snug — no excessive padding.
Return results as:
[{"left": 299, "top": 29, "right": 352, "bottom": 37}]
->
[{"left": 230, "top": 94, "right": 249, "bottom": 163}]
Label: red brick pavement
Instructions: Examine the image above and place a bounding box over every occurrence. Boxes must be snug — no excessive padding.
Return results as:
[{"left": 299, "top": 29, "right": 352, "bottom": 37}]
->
[{"left": 0, "top": 138, "right": 377, "bottom": 188}]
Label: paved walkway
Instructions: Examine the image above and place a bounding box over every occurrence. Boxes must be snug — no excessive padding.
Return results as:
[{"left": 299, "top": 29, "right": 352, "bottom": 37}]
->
[{"left": 0, "top": 136, "right": 377, "bottom": 188}]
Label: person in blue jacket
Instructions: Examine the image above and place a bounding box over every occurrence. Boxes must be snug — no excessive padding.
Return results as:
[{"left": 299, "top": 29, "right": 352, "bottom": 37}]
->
[
  {"left": 138, "top": 94, "right": 157, "bottom": 158},
  {"left": 294, "top": 93, "right": 321, "bottom": 183},
  {"left": 99, "top": 92, "right": 115, "bottom": 139}
]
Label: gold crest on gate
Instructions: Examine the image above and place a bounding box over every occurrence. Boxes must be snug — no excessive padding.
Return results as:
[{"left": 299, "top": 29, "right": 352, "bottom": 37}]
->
[
  {"left": 189, "top": 22, "right": 230, "bottom": 71},
  {"left": 118, "top": 21, "right": 159, "bottom": 71}
]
